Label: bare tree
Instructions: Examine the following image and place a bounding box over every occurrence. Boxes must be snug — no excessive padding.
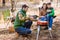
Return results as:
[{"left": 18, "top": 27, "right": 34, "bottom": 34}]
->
[
  {"left": 2, "top": 0, "right": 5, "bottom": 6},
  {"left": 11, "top": 0, "right": 15, "bottom": 12}
]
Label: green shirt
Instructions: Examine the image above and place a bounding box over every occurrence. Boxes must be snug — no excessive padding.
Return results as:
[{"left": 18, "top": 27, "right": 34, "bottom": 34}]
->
[
  {"left": 14, "top": 9, "right": 26, "bottom": 29},
  {"left": 47, "top": 8, "right": 55, "bottom": 17},
  {"left": 49, "top": 8, "right": 54, "bottom": 17}
]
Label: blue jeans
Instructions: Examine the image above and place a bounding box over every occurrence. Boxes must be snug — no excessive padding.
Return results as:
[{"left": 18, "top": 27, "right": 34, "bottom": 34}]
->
[
  {"left": 15, "top": 27, "right": 31, "bottom": 35},
  {"left": 46, "top": 15, "right": 53, "bottom": 28},
  {"left": 23, "top": 20, "right": 32, "bottom": 29},
  {"left": 15, "top": 20, "right": 32, "bottom": 35},
  {"left": 39, "top": 16, "right": 47, "bottom": 21}
]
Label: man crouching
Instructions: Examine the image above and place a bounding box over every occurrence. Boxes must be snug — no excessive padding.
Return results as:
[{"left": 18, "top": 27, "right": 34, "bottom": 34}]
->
[{"left": 14, "top": 4, "right": 32, "bottom": 37}]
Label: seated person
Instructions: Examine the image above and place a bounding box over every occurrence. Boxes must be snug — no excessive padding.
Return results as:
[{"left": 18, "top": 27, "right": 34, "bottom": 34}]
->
[
  {"left": 39, "top": 3, "right": 48, "bottom": 30},
  {"left": 14, "top": 4, "right": 33, "bottom": 37},
  {"left": 46, "top": 3, "right": 55, "bottom": 30},
  {"left": 39, "top": 3, "right": 47, "bottom": 21}
]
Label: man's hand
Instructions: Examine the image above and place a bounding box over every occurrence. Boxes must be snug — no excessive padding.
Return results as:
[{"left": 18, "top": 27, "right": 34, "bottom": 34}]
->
[
  {"left": 47, "top": 10, "right": 51, "bottom": 12},
  {"left": 29, "top": 16, "right": 35, "bottom": 21},
  {"left": 25, "top": 16, "right": 30, "bottom": 20},
  {"left": 18, "top": 13, "right": 25, "bottom": 20},
  {"left": 25, "top": 16, "right": 34, "bottom": 21}
]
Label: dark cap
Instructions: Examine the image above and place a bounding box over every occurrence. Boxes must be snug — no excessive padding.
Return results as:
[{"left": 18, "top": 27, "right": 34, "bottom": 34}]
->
[
  {"left": 47, "top": 3, "right": 51, "bottom": 5},
  {"left": 22, "top": 4, "right": 29, "bottom": 8}
]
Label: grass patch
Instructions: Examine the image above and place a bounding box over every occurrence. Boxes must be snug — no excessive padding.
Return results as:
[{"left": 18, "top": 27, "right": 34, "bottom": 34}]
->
[{"left": 3, "top": 9, "right": 10, "bottom": 20}]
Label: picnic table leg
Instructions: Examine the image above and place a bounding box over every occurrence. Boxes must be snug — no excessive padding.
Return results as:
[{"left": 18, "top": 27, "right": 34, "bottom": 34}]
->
[{"left": 36, "top": 25, "right": 40, "bottom": 40}]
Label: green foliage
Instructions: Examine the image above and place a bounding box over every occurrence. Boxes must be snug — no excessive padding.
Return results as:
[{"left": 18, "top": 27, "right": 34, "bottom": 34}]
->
[{"left": 3, "top": 9, "right": 10, "bottom": 20}]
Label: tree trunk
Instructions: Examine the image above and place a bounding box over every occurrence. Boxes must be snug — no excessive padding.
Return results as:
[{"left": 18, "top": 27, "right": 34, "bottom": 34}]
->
[
  {"left": 11, "top": 0, "right": 14, "bottom": 12},
  {"left": 2, "top": 0, "right": 5, "bottom": 6}
]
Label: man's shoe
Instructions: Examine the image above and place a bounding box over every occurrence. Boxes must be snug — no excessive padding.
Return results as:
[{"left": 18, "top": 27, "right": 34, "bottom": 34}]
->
[
  {"left": 48, "top": 28, "right": 52, "bottom": 31},
  {"left": 15, "top": 32, "right": 19, "bottom": 38}
]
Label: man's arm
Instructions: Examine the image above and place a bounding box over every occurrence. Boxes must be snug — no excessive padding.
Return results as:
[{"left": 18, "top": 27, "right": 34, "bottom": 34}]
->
[
  {"left": 18, "top": 12, "right": 25, "bottom": 20},
  {"left": 18, "top": 12, "right": 35, "bottom": 21},
  {"left": 49, "top": 9, "right": 55, "bottom": 17}
]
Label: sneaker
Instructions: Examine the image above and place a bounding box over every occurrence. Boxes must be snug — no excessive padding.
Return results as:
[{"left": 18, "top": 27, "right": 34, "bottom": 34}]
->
[{"left": 48, "top": 28, "right": 52, "bottom": 30}]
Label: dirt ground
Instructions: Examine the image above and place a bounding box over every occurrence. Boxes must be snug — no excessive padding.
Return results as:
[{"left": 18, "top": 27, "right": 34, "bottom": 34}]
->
[
  {"left": 0, "top": 21, "right": 60, "bottom": 40},
  {"left": 0, "top": 17, "right": 60, "bottom": 40}
]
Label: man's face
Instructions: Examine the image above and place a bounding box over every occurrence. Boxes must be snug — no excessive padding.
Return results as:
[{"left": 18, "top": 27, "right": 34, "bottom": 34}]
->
[
  {"left": 23, "top": 7, "right": 28, "bottom": 12},
  {"left": 47, "top": 5, "right": 51, "bottom": 8}
]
